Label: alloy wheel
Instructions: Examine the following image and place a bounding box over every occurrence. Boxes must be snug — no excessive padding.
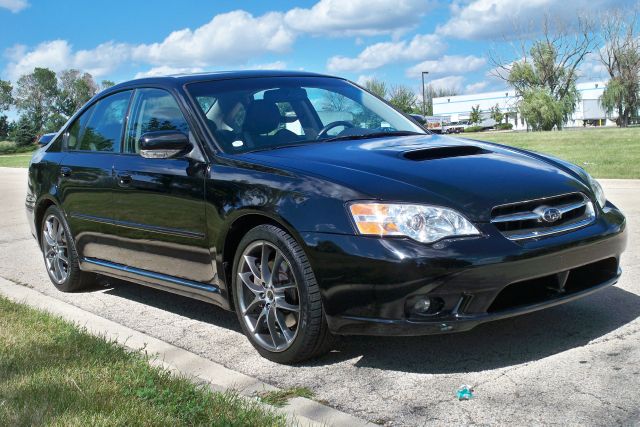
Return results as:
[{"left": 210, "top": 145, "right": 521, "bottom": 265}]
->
[
  {"left": 42, "top": 214, "right": 69, "bottom": 285},
  {"left": 237, "top": 240, "right": 300, "bottom": 352}
]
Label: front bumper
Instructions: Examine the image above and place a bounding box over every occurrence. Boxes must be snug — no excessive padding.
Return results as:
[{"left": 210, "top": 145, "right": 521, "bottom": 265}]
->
[{"left": 301, "top": 204, "right": 627, "bottom": 336}]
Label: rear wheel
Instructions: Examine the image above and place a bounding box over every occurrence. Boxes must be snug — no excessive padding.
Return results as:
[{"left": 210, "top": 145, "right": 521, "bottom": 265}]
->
[
  {"left": 41, "top": 205, "right": 91, "bottom": 292},
  {"left": 232, "top": 224, "right": 333, "bottom": 363}
]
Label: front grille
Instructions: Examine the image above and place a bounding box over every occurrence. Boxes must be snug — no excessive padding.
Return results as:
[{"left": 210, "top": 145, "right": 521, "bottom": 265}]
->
[{"left": 491, "top": 193, "right": 595, "bottom": 240}]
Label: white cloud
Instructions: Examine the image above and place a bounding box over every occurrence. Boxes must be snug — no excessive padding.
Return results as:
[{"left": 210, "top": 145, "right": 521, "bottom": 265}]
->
[
  {"left": 0, "top": 0, "right": 28, "bottom": 13},
  {"left": 132, "top": 10, "right": 294, "bottom": 67},
  {"left": 406, "top": 55, "right": 486, "bottom": 77},
  {"left": 4, "top": 40, "right": 128, "bottom": 80},
  {"left": 3, "top": 10, "right": 295, "bottom": 81},
  {"left": 465, "top": 81, "right": 489, "bottom": 93},
  {"left": 250, "top": 61, "right": 287, "bottom": 70},
  {"left": 428, "top": 75, "right": 465, "bottom": 92},
  {"left": 579, "top": 52, "right": 608, "bottom": 82},
  {"left": 134, "top": 66, "right": 204, "bottom": 79},
  {"left": 356, "top": 74, "right": 376, "bottom": 85},
  {"left": 284, "top": 0, "right": 428, "bottom": 36},
  {"left": 327, "top": 34, "right": 445, "bottom": 72},
  {"left": 438, "top": 0, "right": 633, "bottom": 40}
]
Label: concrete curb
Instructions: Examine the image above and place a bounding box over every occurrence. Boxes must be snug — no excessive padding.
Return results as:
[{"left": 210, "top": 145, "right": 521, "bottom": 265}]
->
[{"left": 0, "top": 277, "right": 373, "bottom": 427}]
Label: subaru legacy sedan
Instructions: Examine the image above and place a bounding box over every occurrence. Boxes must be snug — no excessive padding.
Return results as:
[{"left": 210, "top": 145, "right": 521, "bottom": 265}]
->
[{"left": 27, "top": 71, "right": 627, "bottom": 363}]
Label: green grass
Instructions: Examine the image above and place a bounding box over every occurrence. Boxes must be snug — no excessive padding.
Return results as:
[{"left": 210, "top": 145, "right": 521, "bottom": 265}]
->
[
  {"left": 461, "top": 127, "right": 640, "bottom": 179},
  {"left": 258, "top": 387, "right": 315, "bottom": 408},
  {"left": 0, "top": 153, "right": 33, "bottom": 168},
  {"left": 0, "top": 296, "right": 286, "bottom": 426}
]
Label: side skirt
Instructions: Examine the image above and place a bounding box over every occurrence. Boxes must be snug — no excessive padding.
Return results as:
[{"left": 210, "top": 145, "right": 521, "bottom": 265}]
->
[{"left": 80, "top": 257, "right": 231, "bottom": 309}]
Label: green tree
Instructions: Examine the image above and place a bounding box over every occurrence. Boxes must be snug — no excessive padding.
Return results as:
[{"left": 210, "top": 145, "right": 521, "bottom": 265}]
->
[
  {"left": 15, "top": 67, "right": 59, "bottom": 134},
  {"left": 507, "top": 42, "right": 582, "bottom": 129},
  {"left": 491, "top": 16, "right": 594, "bottom": 130},
  {"left": 519, "top": 88, "right": 565, "bottom": 131},
  {"left": 100, "top": 80, "right": 116, "bottom": 91},
  {"left": 599, "top": 11, "right": 640, "bottom": 127},
  {"left": 57, "top": 69, "right": 98, "bottom": 117},
  {"left": 388, "top": 85, "right": 417, "bottom": 114},
  {"left": 44, "top": 113, "right": 68, "bottom": 133},
  {"left": 363, "top": 78, "right": 387, "bottom": 99},
  {"left": 14, "top": 115, "right": 37, "bottom": 147},
  {"left": 0, "top": 80, "right": 13, "bottom": 112},
  {"left": 0, "top": 115, "right": 9, "bottom": 139},
  {"left": 490, "top": 103, "right": 504, "bottom": 124},
  {"left": 470, "top": 105, "right": 482, "bottom": 125}
]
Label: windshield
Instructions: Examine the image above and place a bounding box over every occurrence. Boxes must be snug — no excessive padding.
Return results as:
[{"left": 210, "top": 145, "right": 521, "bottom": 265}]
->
[{"left": 186, "top": 76, "right": 426, "bottom": 153}]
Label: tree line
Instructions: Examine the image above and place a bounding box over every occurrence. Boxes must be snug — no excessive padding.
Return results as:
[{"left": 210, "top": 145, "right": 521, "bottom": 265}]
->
[
  {"left": 361, "top": 78, "right": 458, "bottom": 116},
  {"left": 0, "top": 68, "right": 114, "bottom": 145}
]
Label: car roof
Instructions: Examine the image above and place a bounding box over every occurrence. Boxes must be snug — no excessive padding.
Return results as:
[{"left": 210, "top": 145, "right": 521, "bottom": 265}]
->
[{"left": 106, "top": 70, "right": 338, "bottom": 92}]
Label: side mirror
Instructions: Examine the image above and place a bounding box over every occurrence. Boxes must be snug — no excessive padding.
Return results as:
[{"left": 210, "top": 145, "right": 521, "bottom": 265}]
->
[
  {"left": 139, "top": 131, "right": 192, "bottom": 159},
  {"left": 37, "top": 133, "right": 56, "bottom": 146}
]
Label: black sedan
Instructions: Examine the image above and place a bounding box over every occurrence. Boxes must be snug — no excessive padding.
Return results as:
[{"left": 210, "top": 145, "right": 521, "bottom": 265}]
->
[{"left": 26, "top": 71, "right": 627, "bottom": 363}]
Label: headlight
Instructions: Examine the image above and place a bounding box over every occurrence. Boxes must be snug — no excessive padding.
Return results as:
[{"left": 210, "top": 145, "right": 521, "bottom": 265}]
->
[
  {"left": 588, "top": 175, "right": 606, "bottom": 208},
  {"left": 348, "top": 202, "right": 480, "bottom": 244}
]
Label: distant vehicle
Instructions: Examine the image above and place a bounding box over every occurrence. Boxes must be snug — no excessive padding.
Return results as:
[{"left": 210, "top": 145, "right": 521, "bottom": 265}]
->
[
  {"left": 409, "top": 114, "right": 445, "bottom": 133},
  {"left": 27, "top": 71, "right": 627, "bottom": 363},
  {"left": 444, "top": 121, "right": 469, "bottom": 134}
]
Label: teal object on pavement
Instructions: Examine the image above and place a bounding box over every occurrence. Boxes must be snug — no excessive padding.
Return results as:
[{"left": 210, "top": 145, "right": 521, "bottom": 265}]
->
[{"left": 456, "top": 385, "right": 474, "bottom": 400}]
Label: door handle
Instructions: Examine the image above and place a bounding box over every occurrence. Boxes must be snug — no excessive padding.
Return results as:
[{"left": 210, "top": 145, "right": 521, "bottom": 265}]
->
[
  {"left": 60, "top": 166, "right": 72, "bottom": 177},
  {"left": 117, "top": 173, "right": 132, "bottom": 186}
]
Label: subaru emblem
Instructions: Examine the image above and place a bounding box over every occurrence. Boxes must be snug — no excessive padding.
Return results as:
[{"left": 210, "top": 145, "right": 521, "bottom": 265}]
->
[{"left": 542, "top": 208, "right": 562, "bottom": 223}]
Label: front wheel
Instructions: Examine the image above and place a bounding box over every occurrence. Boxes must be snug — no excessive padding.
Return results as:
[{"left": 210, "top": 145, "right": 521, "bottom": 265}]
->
[{"left": 232, "top": 225, "right": 333, "bottom": 363}]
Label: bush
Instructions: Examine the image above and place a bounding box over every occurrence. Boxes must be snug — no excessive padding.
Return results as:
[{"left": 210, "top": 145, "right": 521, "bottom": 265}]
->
[
  {"left": 463, "top": 125, "right": 484, "bottom": 133},
  {"left": 496, "top": 123, "right": 513, "bottom": 130},
  {"left": 0, "top": 140, "right": 36, "bottom": 154}
]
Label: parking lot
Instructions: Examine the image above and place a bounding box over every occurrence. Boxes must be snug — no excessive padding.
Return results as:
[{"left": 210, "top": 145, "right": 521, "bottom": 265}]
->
[{"left": 1, "top": 167, "right": 638, "bottom": 425}]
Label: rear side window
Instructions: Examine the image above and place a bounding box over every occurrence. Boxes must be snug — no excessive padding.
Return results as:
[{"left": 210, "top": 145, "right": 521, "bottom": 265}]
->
[
  {"left": 67, "top": 91, "right": 131, "bottom": 152},
  {"left": 124, "top": 88, "right": 190, "bottom": 154}
]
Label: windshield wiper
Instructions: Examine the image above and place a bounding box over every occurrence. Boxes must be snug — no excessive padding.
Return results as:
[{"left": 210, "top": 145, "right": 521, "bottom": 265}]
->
[{"left": 322, "top": 130, "right": 425, "bottom": 142}]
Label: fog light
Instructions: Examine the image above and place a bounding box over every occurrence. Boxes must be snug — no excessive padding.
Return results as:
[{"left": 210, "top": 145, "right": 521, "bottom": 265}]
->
[{"left": 413, "top": 297, "right": 432, "bottom": 314}]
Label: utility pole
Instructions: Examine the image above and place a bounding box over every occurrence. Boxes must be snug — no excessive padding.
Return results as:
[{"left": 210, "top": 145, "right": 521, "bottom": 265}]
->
[{"left": 421, "top": 71, "right": 429, "bottom": 116}]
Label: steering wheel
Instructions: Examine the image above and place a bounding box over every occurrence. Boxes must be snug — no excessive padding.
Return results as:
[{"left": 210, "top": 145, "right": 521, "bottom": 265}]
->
[{"left": 316, "top": 121, "right": 354, "bottom": 139}]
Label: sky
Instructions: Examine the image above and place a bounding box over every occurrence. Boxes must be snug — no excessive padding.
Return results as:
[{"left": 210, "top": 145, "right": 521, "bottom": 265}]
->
[{"left": 0, "top": 0, "right": 634, "bottom": 102}]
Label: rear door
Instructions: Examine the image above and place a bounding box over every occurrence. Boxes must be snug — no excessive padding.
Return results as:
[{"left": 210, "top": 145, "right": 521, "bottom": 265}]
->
[
  {"left": 110, "top": 88, "right": 213, "bottom": 284},
  {"left": 58, "top": 90, "right": 132, "bottom": 260}
]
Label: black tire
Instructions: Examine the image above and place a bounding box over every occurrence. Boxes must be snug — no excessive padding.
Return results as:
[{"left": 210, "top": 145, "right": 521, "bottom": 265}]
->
[
  {"left": 232, "top": 224, "right": 334, "bottom": 364},
  {"left": 40, "top": 205, "right": 92, "bottom": 292}
]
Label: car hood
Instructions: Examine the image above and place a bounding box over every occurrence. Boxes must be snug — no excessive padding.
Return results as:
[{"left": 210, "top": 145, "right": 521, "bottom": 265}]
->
[{"left": 241, "top": 134, "right": 592, "bottom": 222}]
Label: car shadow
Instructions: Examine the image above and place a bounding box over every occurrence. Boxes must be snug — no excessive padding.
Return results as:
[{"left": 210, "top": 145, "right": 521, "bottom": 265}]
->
[
  {"left": 97, "top": 277, "right": 241, "bottom": 333},
  {"left": 96, "top": 278, "right": 640, "bottom": 374},
  {"left": 313, "top": 286, "right": 640, "bottom": 373}
]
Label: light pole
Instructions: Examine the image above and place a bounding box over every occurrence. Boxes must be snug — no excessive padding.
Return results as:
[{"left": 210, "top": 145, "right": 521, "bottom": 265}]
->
[{"left": 421, "top": 71, "right": 429, "bottom": 116}]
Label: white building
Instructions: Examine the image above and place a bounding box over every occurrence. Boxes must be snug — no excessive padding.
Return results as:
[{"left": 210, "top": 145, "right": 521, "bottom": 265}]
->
[{"left": 432, "top": 81, "right": 617, "bottom": 130}]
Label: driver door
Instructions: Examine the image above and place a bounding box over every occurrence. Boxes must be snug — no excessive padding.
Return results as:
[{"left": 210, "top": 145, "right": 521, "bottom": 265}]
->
[{"left": 109, "top": 88, "right": 214, "bottom": 284}]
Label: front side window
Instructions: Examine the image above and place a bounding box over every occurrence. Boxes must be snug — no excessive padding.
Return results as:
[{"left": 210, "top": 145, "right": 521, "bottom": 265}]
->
[
  {"left": 187, "top": 76, "right": 425, "bottom": 153},
  {"left": 125, "top": 88, "right": 190, "bottom": 154},
  {"left": 67, "top": 91, "right": 131, "bottom": 152}
]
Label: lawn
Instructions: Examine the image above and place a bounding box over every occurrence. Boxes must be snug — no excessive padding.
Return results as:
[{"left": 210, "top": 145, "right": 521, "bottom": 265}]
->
[
  {"left": 0, "top": 296, "right": 286, "bottom": 426},
  {"left": 0, "top": 153, "right": 33, "bottom": 168},
  {"left": 461, "top": 127, "right": 640, "bottom": 179}
]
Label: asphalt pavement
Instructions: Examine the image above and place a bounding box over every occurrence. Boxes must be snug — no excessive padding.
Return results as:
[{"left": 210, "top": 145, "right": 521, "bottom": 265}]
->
[{"left": 0, "top": 167, "right": 638, "bottom": 425}]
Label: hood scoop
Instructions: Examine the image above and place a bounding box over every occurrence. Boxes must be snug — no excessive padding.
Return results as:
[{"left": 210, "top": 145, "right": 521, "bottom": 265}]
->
[{"left": 403, "top": 145, "right": 489, "bottom": 161}]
